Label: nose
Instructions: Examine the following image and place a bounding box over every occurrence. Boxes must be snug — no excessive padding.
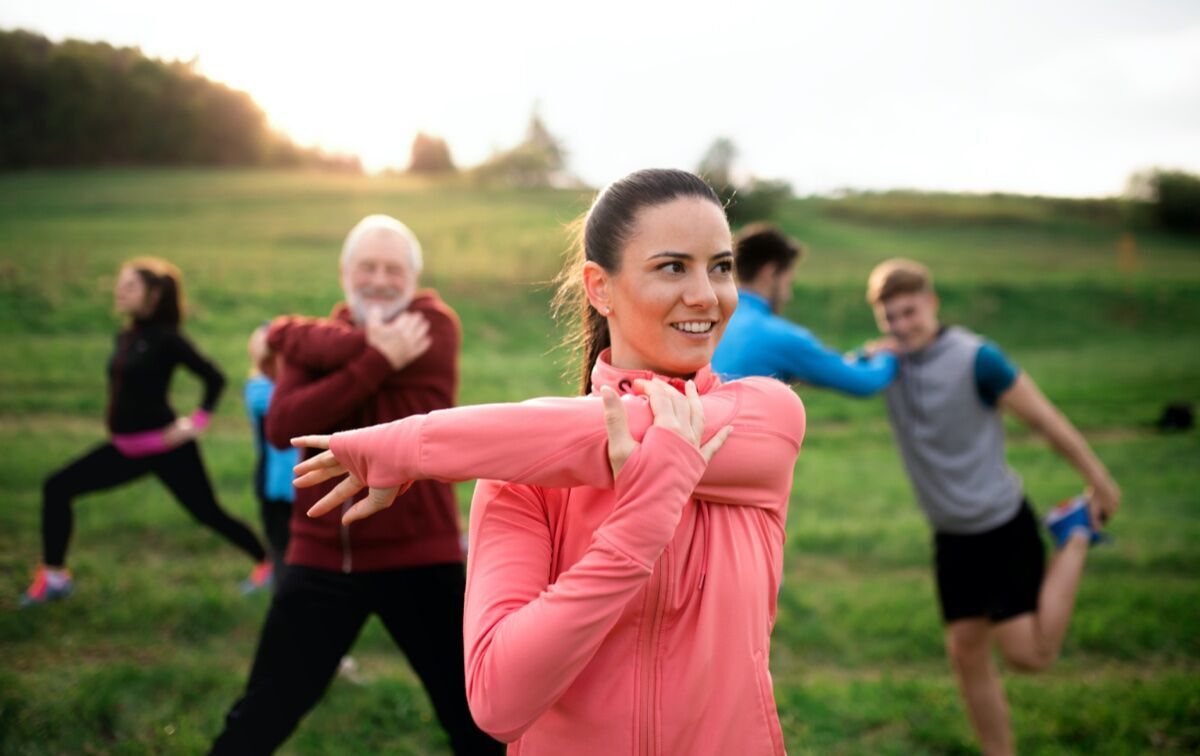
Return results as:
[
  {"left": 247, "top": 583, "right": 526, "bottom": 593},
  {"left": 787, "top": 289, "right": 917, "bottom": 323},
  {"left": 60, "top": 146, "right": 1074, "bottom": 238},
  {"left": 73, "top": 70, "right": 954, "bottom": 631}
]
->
[
  {"left": 682, "top": 270, "right": 718, "bottom": 309},
  {"left": 368, "top": 267, "right": 392, "bottom": 290}
]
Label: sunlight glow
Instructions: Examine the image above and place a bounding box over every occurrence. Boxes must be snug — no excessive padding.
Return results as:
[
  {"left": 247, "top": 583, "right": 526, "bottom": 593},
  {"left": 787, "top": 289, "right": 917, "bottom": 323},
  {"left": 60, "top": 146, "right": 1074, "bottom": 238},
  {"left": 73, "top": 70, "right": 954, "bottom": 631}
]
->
[{"left": 2, "top": 0, "right": 1198, "bottom": 194}]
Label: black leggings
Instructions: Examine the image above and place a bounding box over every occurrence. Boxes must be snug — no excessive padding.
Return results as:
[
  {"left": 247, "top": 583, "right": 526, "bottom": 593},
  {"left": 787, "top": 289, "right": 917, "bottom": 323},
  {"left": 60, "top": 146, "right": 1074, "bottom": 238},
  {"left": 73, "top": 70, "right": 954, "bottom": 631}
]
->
[
  {"left": 259, "top": 497, "right": 292, "bottom": 578},
  {"left": 211, "top": 564, "right": 503, "bottom": 755},
  {"left": 42, "top": 440, "right": 266, "bottom": 567}
]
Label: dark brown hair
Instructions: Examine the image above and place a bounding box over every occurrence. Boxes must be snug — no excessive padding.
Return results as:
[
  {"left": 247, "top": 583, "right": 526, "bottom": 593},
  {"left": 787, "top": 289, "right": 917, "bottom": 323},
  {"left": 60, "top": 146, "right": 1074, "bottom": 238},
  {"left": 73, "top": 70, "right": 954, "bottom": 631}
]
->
[
  {"left": 124, "top": 256, "right": 185, "bottom": 327},
  {"left": 552, "top": 168, "right": 723, "bottom": 394},
  {"left": 733, "top": 223, "right": 805, "bottom": 283}
]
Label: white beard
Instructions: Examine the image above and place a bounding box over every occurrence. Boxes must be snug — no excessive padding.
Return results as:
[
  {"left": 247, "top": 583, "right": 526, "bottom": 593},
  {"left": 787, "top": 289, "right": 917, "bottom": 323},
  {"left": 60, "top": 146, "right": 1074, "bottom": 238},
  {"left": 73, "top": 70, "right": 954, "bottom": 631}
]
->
[{"left": 349, "top": 292, "right": 412, "bottom": 323}]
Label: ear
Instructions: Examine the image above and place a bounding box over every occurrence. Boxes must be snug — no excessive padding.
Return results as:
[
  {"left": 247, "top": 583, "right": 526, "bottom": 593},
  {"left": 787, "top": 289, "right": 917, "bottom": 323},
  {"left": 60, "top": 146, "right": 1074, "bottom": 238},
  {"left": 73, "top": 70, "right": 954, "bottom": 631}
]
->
[{"left": 582, "top": 261, "right": 612, "bottom": 315}]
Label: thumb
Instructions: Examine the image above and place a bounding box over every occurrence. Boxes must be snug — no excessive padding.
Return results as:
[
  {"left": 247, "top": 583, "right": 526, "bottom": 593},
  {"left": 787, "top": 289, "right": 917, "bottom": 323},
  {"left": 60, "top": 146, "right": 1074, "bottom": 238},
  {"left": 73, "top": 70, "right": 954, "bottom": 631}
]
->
[
  {"left": 343, "top": 486, "right": 399, "bottom": 525},
  {"left": 700, "top": 425, "right": 735, "bottom": 463}
]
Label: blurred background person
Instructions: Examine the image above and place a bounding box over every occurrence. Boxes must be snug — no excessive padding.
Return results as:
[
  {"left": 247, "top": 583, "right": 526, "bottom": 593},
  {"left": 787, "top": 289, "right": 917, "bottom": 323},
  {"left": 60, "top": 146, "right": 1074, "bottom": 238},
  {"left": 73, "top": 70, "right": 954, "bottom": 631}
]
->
[
  {"left": 21, "top": 257, "right": 271, "bottom": 607},
  {"left": 211, "top": 215, "right": 500, "bottom": 754},
  {"left": 865, "top": 258, "right": 1121, "bottom": 756},
  {"left": 712, "top": 223, "right": 895, "bottom": 395},
  {"left": 244, "top": 323, "right": 298, "bottom": 588}
]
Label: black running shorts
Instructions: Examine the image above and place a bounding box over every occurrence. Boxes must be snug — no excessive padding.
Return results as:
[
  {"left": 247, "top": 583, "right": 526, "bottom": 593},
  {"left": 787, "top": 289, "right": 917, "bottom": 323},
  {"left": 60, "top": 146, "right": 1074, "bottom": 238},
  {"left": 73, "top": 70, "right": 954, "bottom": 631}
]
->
[{"left": 933, "top": 499, "right": 1046, "bottom": 624}]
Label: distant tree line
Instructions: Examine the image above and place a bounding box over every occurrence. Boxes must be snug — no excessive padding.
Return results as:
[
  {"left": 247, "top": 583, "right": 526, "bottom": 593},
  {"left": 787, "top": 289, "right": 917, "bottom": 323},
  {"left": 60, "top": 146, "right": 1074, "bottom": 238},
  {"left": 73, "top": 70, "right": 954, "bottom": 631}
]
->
[
  {"left": 0, "top": 29, "right": 359, "bottom": 171},
  {"left": 1126, "top": 168, "right": 1200, "bottom": 235}
]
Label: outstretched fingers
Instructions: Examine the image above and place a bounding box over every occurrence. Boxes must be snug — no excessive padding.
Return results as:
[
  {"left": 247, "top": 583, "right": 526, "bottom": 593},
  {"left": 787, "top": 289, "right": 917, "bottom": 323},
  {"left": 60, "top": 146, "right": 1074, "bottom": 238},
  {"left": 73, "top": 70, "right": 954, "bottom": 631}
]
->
[
  {"left": 292, "top": 449, "right": 347, "bottom": 488},
  {"left": 305, "top": 474, "right": 365, "bottom": 518}
]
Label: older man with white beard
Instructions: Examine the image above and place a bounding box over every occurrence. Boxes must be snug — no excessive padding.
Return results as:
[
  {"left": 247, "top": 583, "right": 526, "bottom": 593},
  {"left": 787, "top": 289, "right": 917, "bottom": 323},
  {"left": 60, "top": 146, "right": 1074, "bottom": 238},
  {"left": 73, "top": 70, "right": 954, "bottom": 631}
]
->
[{"left": 212, "top": 215, "right": 501, "bottom": 754}]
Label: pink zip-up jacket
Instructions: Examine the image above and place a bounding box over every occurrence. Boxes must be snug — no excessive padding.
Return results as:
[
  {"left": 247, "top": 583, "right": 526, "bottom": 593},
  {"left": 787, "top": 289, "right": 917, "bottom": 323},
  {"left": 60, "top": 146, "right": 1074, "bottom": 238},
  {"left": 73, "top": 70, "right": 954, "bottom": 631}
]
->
[{"left": 330, "top": 353, "right": 806, "bottom": 755}]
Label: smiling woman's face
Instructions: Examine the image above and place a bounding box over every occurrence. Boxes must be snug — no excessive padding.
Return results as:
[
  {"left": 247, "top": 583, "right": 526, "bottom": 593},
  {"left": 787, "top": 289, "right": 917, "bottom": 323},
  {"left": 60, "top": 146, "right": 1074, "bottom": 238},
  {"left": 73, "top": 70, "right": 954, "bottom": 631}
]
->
[{"left": 586, "top": 196, "right": 737, "bottom": 377}]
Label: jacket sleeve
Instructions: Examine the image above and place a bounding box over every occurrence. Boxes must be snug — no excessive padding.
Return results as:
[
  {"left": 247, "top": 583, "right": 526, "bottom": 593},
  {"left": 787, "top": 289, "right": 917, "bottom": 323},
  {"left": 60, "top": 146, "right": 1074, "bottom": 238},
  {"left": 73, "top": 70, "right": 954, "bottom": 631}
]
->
[
  {"left": 463, "top": 427, "right": 707, "bottom": 741},
  {"left": 770, "top": 322, "right": 897, "bottom": 397},
  {"left": 171, "top": 332, "right": 226, "bottom": 412},
  {"left": 787, "top": 344, "right": 896, "bottom": 397},
  {"left": 331, "top": 377, "right": 804, "bottom": 509},
  {"left": 267, "top": 316, "right": 368, "bottom": 371},
  {"left": 264, "top": 347, "right": 395, "bottom": 448}
]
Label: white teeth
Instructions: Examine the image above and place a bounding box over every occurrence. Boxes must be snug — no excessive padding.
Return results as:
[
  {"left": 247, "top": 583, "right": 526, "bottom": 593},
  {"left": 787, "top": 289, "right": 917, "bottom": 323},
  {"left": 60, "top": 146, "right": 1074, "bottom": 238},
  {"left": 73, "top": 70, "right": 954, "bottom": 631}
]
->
[{"left": 671, "top": 321, "right": 714, "bottom": 334}]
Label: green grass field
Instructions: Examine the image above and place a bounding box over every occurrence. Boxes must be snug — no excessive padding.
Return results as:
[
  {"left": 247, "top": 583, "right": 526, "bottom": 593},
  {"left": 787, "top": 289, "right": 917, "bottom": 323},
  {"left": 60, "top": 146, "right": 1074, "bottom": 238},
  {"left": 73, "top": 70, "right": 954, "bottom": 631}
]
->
[{"left": 1, "top": 169, "right": 1197, "bottom": 754}]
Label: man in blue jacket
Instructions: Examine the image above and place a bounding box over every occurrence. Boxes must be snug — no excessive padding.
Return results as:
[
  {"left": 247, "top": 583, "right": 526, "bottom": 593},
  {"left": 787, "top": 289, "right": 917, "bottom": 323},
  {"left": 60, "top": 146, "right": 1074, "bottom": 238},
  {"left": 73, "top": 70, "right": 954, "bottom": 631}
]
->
[{"left": 712, "top": 224, "right": 895, "bottom": 395}]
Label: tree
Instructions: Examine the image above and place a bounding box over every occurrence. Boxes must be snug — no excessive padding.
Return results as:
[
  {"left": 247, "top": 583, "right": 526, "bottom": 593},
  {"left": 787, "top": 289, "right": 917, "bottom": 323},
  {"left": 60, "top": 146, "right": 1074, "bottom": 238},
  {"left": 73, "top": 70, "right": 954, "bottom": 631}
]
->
[
  {"left": 697, "top": 137, "right": 737, "bottom": 191},
  {"left": 0, "top": 28, "right": 360, "bottom": 171},
  {"left": 472, "top": 105, "right": 578, "bottom": 187},
  {"left": 695, "top": 137, "right": 791, "bottom": 225},
  {"left": 1125, "top": 168, "right": 1200, "bottom": 235},
  {"left": 408, "top": 132, "right": 455, "bottom": 173}
]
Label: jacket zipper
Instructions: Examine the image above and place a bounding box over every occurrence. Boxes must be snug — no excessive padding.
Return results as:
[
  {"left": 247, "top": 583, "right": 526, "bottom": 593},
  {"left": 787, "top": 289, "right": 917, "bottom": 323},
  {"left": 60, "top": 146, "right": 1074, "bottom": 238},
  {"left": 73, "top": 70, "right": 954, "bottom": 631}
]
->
[{"left": 639, "top": 547, "right": 670, "bottom": 755}]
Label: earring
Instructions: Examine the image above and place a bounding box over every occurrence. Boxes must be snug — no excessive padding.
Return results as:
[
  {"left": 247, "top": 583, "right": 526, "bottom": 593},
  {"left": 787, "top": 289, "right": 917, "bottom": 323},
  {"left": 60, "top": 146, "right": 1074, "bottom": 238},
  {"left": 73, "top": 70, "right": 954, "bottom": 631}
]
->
[{"left": 604, "top": 306, "right": 612, "bottom": 316}]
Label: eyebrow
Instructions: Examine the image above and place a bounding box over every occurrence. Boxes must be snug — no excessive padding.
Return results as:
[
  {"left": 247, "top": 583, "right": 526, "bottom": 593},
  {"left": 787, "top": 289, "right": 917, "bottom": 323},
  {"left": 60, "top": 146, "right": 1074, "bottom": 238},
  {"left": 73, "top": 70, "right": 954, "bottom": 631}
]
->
[{"left": 647, "top": 250, "right": 734, "bottom": 261}]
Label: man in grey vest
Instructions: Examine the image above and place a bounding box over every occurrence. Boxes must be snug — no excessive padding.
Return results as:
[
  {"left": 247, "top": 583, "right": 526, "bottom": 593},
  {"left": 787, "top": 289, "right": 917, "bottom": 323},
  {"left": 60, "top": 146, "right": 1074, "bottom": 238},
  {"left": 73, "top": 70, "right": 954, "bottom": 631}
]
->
[{"left": 865, "top": 258, "right": 1120, "bottom": 756}]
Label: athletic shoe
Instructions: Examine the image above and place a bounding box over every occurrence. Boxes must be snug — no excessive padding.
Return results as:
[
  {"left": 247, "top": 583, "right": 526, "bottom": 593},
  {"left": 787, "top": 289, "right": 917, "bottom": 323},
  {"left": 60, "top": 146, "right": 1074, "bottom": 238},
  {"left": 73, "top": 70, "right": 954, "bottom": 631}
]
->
[
  {"left": 19, "top": 565, "right": 73, "bottom": 607},
  {"left": 1044, "top": 496, "right": 1104, "bottom": 548},
  {"left": 240, "top": 561, "right": 274, "bottom": 595}
]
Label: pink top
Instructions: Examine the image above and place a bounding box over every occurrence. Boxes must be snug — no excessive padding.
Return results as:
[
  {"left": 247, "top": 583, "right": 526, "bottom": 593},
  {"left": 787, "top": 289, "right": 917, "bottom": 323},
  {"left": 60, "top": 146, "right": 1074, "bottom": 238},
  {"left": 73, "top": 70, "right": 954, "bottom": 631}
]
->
[{"left": 330, "top": 354, "right": 806, "bottom": 755}]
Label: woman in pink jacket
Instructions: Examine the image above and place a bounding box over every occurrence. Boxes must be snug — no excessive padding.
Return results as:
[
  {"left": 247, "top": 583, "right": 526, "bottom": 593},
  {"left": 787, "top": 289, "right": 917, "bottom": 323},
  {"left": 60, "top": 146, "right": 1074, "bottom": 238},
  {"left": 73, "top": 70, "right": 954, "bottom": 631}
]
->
[{"left": 294, "top": 168, "right": 806, "bottom": 755}]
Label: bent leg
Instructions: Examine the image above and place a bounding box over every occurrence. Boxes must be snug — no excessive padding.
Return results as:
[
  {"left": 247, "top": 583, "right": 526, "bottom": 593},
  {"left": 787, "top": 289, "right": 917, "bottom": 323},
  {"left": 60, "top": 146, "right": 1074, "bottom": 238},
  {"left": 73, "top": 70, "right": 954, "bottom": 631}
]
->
[
  {"left": 152, "top": 441, "right": 267, "bottom": 562},
  {"left": 210, "top": 566, "right": 368, "bottom": 754},
  {"left": 42, "top": 443, "right": 151, "bottom": 567},
  {"left": 993, "top": 532, "right": 1089, "bottom": 672},
  {"left": 946, "top": 619, "right": 1013, "bottom": 756},
  {"left": 373, "top": 564, "right": 503, "bottom": 755}
]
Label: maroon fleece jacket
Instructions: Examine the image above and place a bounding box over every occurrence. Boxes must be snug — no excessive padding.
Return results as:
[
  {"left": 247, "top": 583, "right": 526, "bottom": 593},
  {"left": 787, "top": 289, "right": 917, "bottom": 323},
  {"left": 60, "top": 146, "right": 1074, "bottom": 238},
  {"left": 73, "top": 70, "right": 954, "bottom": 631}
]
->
[{"left": 266, "top": 290, "right": 462, "bottom": 572}]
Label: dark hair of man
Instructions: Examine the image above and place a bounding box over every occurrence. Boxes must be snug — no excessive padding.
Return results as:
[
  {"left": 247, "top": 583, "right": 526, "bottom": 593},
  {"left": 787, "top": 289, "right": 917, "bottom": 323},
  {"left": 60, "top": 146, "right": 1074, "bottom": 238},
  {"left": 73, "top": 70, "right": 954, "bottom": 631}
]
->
[
  {"left": 733, "top": 223, "right": 803, "bottom": 283},
  {"left": 552, "top": 168, "right": 724, "bottom": 395}
]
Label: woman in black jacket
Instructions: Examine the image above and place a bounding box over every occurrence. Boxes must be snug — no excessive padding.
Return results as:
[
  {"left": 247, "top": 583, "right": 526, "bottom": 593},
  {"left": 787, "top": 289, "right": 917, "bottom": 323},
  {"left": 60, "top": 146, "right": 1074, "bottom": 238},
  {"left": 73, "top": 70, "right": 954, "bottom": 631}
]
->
[{"left": 21, "top": 257, "right": 270, "bottom": 607}]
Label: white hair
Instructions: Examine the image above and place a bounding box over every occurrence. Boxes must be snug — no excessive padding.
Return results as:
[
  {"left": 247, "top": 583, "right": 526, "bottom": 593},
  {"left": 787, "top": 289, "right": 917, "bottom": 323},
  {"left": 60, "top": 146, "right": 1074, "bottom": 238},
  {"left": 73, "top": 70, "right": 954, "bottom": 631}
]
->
[{"left": 340, "top": 214, "right": 424, "bottom": 273}]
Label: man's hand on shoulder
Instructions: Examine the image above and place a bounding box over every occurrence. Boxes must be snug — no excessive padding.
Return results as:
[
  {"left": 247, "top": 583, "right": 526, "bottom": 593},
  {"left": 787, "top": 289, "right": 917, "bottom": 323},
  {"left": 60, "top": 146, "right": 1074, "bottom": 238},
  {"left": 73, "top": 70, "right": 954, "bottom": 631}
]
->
[
  {"left": 366, "top": 307, "right": 432, "bottom": 371},
  {"left": 864, "top": 338, "right": 902, "bottom": 360}
]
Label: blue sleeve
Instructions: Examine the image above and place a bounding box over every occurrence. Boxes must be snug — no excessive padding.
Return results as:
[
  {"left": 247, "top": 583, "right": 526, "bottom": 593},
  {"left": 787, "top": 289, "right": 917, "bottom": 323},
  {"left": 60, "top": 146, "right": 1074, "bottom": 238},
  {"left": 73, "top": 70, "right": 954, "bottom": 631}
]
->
[
  {"left": 974, "top": 342, "right": 1019, "bottom": 407},
  {"left": 770, "top": 324, "right": 897, "bottom": 397},
  {"left": 244, "top": 376, "right": 272, "bottom": 421}
]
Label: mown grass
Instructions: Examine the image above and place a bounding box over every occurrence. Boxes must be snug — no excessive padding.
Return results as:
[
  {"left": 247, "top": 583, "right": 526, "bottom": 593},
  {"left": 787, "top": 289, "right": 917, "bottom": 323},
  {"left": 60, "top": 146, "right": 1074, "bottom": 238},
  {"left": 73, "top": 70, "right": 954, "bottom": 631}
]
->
[{"left": 1, "top": 169, "right": 1197, "bottom": 754}]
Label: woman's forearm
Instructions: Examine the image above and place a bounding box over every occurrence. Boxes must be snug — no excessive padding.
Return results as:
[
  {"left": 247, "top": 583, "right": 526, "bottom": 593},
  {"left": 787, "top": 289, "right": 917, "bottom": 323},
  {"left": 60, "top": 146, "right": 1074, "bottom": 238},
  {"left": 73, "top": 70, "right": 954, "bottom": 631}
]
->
[{"left": 330, "top": 378, "right": 804, "bottom": 507}]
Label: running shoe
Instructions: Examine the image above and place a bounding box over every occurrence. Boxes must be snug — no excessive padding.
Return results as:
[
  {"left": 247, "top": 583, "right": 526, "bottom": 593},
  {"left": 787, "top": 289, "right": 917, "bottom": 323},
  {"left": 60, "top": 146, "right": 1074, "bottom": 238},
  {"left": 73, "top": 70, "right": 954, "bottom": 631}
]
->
[
  {"left": 240, "top": 560, "right": 274, "bottom": 595},
  {"left": 19, "top": 565, "right": 73, "bottom": 607},
  {"left": 1044, "top": 496, "right": 1105, "bottom": 548}
]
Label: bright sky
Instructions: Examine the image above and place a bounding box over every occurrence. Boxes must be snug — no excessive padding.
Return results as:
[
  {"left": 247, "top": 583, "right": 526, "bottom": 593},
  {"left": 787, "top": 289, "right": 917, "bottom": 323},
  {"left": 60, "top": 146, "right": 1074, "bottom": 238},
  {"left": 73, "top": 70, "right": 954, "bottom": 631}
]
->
[{"left": 4, "top": 0, "right": 1199, "bottom": 196}]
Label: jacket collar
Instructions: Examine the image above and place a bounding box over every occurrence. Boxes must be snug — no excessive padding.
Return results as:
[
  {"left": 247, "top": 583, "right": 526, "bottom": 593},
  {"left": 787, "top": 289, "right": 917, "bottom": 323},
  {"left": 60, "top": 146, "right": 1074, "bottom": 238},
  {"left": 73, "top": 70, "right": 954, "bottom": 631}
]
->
[{"left": 589, "top": 348, "right": 721, "bottom": 396}]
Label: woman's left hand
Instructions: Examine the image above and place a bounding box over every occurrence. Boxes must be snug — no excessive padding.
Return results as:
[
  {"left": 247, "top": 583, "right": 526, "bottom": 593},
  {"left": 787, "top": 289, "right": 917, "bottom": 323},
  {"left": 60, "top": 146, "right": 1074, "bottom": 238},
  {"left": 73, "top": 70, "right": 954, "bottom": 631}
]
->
[
  {"left": 292, "top": 435, "right": 402, "bottom": 524},
  {"left": 162, "top": 417, "right": 198, "bottom": 448}
]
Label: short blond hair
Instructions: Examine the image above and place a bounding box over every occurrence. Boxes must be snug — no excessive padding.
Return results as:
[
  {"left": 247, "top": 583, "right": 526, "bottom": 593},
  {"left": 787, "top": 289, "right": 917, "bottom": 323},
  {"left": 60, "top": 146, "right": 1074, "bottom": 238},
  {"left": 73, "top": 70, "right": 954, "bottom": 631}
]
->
[{"left": 866, "top": 258, "right": 933, "bottom": 304}]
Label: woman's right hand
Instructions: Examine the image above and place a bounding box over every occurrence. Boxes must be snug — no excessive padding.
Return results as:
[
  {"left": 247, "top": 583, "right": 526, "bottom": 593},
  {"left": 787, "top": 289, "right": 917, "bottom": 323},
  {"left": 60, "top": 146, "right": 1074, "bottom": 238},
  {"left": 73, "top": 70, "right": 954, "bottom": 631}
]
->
[
  {"left": 291, "top": 434, "right": 405, "bottom": 524},
  {"left": 601, "top": 379, "right": 733, "bottom": 479}
]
